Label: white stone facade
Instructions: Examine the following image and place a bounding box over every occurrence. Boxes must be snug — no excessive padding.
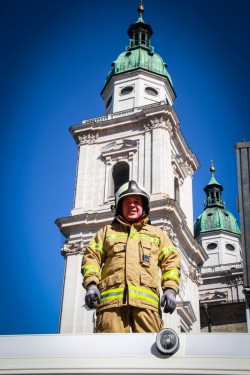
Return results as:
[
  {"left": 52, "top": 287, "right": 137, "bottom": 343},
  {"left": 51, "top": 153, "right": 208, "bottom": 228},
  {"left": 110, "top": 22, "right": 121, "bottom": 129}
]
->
[
  {"left": 102, "top": 69, "right": 175, "bottom": 114},
  {"left": 196, "top": 229, "right": 244, "bottom": 305},
  {"left": 71, "top": 102, "right": 197, "bottom": 231},
  {"left": 196, "top": 230, "right": 242, "bottom": 268},
  {"left": 56, "top": 100, "right": 207, "bottom": 334}
]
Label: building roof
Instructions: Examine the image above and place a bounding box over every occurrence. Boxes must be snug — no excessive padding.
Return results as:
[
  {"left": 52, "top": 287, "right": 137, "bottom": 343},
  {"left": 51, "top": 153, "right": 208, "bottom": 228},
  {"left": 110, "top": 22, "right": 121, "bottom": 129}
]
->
[
  {"left": 103, "top": 5, "right": 173, "bottom": 90},
  {"left": 194, "top": 165, "right": 240, "bottom": 237}
]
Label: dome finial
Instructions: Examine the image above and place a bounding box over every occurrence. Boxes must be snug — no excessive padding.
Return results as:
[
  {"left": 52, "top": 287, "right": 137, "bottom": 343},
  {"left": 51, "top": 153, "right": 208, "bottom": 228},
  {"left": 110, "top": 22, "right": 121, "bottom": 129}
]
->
[
  {"left": 210, "top": 160, "right": 215, "bottom": 173},
  {"left": 138, "top": 0, "right": 144, "bottom": 15}
]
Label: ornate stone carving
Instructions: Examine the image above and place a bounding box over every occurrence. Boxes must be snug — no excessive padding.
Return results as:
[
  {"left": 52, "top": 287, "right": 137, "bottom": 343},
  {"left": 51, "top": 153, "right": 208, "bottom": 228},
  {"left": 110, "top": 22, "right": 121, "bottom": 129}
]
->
[
  {"left": 78, "top": 133, "right": 99, "bottom": 145},
  {"left": 162, "top": 221, "right": 179, "bottom": 247},
  {"left": 188, "top": 264, "right": 202, "bottom": 284},
  {"left": 165, "top": 118, "right": 173, "bottom": 134},
  {"left": 61, "top": 240, "right": 85, "bottom": 255},
  {"left": 179, "top": 219, "right": 187, "bottom": 230},
  {"left": 184, "top": 161, "right": 194, "bottom": 176},
  {"left": 149, "top": 116, "right": 164, "bottom": 127},
  {"left": 172, "top": 163, "right": 184, "bottom": 185},
  {"left": 178, "top": 265, "right": 189, "bottom": 300},
  {"left": 101, "top": 139, "right": 138, "bottom": 162},
  {"left": 144, "top": 116, "right": 173, "bottom": 134}
]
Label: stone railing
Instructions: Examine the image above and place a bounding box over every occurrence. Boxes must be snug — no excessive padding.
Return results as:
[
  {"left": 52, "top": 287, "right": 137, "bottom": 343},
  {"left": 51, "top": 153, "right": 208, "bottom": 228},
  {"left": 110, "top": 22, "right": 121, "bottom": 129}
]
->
[
  {"left": 200, "top": 261, "right": 243, "bottom": 275},
  {"left": 81, "top": 101, "right": 166, "bottom": 124}
]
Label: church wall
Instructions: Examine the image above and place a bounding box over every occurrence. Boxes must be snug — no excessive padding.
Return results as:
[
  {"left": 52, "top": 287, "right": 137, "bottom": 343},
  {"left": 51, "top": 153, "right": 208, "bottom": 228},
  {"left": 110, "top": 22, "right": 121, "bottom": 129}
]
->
[
  {"left": 72, "top": 110, "right": 187, "bottom": 214},
  {"left": 182, "top": 269, "right": 201, "bottom": 332},
  {"left": 179, "top": 174, "right": 194, "bottom": 233},
  {"left": 60, "top": 251, "right": 99, "bottom": 334},
  {"left": 72, "top": 144, "right": 88, "bottom": 213},
  {"left": 143, "top": 128, "right": 152, "bottom": 192},
  {"left": 103, "top": 71, "right": 174, "bottom": 114},
  {"left": 59, "top": 254, "right": 84, "bottom": 333},
  {"left": 200, "top": 302, "right": 247, "bottom": 333},
  {"left": 198, "top": 231, "right": 242, "bottom": 268},
  {"left": 151, "top": 126, "right": 164, "bottom": 194}
]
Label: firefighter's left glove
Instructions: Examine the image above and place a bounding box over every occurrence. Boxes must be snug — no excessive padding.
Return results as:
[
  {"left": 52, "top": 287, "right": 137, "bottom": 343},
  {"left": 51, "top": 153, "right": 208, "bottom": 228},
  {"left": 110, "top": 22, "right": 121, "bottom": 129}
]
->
[
  {"left": 85, "top": 283, "right": 100, "bottom": 309},
  {"left": 160, "top": 288, "right": 176, "bottom": 314}
]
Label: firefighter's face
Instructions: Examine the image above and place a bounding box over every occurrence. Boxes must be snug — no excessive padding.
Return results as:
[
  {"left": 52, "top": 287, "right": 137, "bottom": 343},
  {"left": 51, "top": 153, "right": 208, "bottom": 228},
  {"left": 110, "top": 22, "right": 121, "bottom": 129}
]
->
[{"left": 122, "top": 195, "right": 143, "bottom": 222}]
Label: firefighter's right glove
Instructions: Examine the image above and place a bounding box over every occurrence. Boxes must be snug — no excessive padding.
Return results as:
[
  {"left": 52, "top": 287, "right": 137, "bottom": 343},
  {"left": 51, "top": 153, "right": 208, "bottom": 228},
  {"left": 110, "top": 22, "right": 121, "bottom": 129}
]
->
[
  {"left": 85, "top": 284, "right": 100, "bottom": 309},
  {"left": 160, "top": 288, "right": 176, "bottom": 314}
]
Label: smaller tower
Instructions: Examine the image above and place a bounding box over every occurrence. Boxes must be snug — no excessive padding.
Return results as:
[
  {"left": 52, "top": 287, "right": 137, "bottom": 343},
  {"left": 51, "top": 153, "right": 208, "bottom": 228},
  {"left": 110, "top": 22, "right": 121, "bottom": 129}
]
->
[
  {"left": 194, "top": 163, "right": 241, "bottom": 267},
  {"left": 194, "top": 164, "right": 246, "bottom": 332}
]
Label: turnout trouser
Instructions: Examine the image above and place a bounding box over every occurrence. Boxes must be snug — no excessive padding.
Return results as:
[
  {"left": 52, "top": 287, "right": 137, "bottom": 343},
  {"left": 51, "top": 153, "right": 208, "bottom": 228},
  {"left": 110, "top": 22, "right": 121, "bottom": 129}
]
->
[{"left": 95, "top": 306, "right": 164, "bottom": 333}]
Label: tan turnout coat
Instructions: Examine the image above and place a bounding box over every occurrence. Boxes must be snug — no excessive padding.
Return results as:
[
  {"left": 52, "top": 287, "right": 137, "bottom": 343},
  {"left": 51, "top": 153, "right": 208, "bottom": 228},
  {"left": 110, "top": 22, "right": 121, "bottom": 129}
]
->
[{"left": 82, "top": 216, "right": 181, "bottom": 313}]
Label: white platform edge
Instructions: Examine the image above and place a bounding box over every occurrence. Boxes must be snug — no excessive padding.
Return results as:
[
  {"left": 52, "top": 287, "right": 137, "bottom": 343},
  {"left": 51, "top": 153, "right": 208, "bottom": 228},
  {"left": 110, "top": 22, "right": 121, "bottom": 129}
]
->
[{"left": 0, "top": 333, "right": 250, "bottom": 374}]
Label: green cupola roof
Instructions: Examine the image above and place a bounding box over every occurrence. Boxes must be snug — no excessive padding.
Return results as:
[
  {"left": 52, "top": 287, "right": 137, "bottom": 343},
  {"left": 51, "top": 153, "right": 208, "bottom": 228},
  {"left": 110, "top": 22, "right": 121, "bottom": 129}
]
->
[
  {"left": 194, "top": 164, "right": 240, "bottom": 237},
  {"left": 103, "top": 2, "right": 173, "bottom": 90}
]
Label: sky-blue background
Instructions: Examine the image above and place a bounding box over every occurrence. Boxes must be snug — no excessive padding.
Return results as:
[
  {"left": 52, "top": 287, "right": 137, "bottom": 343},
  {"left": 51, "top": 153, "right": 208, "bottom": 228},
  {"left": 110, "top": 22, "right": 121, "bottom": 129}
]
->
[{"left": 1, "top": 0, "right": 249, "bottom": 334}]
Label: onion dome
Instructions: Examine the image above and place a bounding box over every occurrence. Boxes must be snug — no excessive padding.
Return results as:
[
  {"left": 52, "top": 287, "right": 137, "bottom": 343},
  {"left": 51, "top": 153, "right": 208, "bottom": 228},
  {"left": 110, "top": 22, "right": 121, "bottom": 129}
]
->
[
  {"left": 194, "top": 164, "right": 240, "bottom": 238},
  {"left": 103, "top": 2, "right": 173, "bottom": 90}
]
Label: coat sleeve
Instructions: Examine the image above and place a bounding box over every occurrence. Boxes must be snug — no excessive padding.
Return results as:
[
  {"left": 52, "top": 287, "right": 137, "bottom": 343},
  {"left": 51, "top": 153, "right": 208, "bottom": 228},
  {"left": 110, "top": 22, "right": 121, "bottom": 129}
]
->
[
  {"left": 81, "top": 226, "right": 107, "bottom": 289},
  {"left": 158, "top": 232, "right": 181, "bottom": 293}
]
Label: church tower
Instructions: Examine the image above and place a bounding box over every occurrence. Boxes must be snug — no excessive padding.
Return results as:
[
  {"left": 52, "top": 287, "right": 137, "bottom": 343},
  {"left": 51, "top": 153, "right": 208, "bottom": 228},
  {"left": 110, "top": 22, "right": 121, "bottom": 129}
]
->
[
  {"left": 194, "top": 164, "right": 242, "bottom": 269},
  {"left": 55, "top": 3, "right": 207, "bottom": 334},
  {"left": 194, "top": 165, "right": 245, "bottom": 332}
]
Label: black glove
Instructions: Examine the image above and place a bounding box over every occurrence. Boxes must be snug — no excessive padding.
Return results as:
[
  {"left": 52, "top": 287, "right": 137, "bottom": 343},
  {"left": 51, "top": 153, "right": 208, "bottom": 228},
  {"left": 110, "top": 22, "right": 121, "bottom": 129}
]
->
[
  {"left": 160, "top": 288, "right": 176, "bottom": 314},
  {"left": 85, "top": 284, "right": 100, "bottom": 309}
]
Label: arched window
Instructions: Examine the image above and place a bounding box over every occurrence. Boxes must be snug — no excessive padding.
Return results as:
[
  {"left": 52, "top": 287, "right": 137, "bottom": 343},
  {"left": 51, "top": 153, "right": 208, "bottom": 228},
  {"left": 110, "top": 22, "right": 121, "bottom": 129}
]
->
[
  {"left": 141, "top": 32, "right": 146, "bottom": 45},
  {"left": 112, "top": 162, "right": 129, "bottom": 194},
  {"left": 174, "top": 177, "right": 180, "bottom": 203}
]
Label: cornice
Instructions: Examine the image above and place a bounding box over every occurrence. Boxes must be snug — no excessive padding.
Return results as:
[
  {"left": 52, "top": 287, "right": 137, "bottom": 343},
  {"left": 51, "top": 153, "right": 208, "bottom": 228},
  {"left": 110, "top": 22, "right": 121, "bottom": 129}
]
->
[
  {"left": 69, "top": 103, "right": 199, "bottom": 172},
  {"left": 69, "top": 103, "right": 177, "bottom": 144},
  {"left": 150, "top": 198, "right": 208, "bottom": 266},
  {"left": 55, "top": 210, "right": 114, "bottom": 239},
  {"left": 56, "top": 198, "right": 207, "bottom": 265}
]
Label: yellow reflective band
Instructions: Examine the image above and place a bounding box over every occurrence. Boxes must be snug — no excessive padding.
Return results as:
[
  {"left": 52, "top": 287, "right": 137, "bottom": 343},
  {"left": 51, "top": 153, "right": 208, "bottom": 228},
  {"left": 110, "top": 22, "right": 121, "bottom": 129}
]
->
[
  {"left": 82, "top": 264, "right": 100, "bottom": 277},
  {"left": 128, "top": 286, "right": 159, "bottom": 306},
  {"left": 162, "top": 269, "right": 180, "bottom": 282},
  {"left": 105, "top": 234, "right": 128, "bottom": 241},
  {"left": 159, "top": 246, "right": 178, "bottom": 260},
  {"left": 130, "top": 231, "right": 160, "bottom": 244},
  {"left": 100, "top": 287, "right": 124, "bottom": 302},
  {"left": 88, "top": 242, "right": 103, "bottom": 254}
]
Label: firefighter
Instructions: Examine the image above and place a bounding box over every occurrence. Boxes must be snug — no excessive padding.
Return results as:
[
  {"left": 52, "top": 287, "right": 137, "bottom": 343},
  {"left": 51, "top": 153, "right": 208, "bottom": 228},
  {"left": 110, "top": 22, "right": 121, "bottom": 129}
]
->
[{"left": 81, "top": 180, "right": 181, "bottom": 333}]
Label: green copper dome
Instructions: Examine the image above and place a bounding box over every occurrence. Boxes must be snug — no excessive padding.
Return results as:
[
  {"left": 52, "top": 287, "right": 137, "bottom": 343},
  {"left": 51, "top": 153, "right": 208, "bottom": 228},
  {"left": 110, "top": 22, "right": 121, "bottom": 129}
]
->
[
  {"left": 106, "top": 49, "right": 172, "bottom": 83},
  {"left": 194, "top": 207, "right": 241, "bottom": 237},
  {"left": 103, "top": 6, "right": 173, "bottom": 89},
  {"left": 194, "top": 165, "right": 240, "bottom": 237}
]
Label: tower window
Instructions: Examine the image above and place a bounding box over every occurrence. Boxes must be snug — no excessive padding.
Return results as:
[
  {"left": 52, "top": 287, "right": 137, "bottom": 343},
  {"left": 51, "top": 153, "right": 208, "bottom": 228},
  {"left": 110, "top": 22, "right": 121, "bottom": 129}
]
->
[
  {"left": 135, "top": 32, "right": 139, "bottom": 45},
  {"left": 141, "top": 32, "right": 146, "bottom": 45},
  {"left": 112, "top": 162, "right": 129, "bottom": 194},
  {"left": 106, "top": 96, "right": 112, "bottom": 109},
  {"left": 145, "top": 87, "right": 158, "bottom": 96},
  {"left": 207, "top": 243, "right": 217, "bottom": 250},
  {"left": 174, "top": 177, "right": 180, "bottom": 203},
  {"left": 120, "top": 86, "right": 133, "bottom": 95},
  {"left": 226, "top": 243, "right": 235, "bottom": 251}
]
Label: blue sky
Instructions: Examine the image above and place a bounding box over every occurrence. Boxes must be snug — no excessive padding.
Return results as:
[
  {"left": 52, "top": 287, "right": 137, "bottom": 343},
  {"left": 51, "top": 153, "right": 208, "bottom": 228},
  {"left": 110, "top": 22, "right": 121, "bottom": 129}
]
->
[{"left": 1, "top": 0, "right": 249, "bottom": 334}]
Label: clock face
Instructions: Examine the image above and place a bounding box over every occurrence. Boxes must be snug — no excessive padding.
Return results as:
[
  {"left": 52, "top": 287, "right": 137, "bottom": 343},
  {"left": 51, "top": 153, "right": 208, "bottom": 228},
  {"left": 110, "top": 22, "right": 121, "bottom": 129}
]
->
[
  {"left": 145, "top": 86, "right": 158, "bottom": 96},
  {"left": 120, "top": 86, "right": 133, "bottom": 95}
]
